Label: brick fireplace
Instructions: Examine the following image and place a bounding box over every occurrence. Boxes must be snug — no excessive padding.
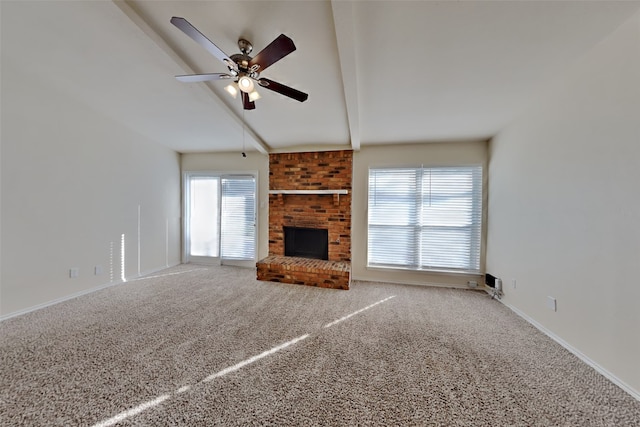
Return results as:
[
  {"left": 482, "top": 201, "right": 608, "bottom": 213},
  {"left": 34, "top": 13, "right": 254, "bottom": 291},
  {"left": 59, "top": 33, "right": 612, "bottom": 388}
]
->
[{"left": 256, "top": 150, "right": 352, "bottom": 289}]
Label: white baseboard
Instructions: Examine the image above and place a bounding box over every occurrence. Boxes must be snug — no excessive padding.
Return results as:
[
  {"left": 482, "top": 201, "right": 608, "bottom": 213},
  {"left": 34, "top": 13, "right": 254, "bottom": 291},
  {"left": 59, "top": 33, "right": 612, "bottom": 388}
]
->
[
  {"left": 0, "top": 263, "right": 181, "bottom": 322},
  {"left": 498, "top": 298, "right": 640, "bottom": 402},
  {"left": 352, "top": 274, "right": 474, "bottom": 291}
]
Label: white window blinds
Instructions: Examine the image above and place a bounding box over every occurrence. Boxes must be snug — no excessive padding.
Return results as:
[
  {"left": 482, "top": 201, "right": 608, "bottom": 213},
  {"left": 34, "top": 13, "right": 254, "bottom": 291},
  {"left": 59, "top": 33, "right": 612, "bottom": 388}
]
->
[
  {"left": 368, "top": 166, "right": 482, "bottom": 273},
  {"left": 221, "top": 176, "right": 256, "bottom": 261}
]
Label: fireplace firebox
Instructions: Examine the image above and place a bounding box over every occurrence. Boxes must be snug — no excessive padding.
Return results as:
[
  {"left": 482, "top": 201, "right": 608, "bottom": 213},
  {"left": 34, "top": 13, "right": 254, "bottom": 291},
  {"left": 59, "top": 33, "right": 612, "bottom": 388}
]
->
[{"left": 284, "top": 226, "right": 329, "bottom": 260}]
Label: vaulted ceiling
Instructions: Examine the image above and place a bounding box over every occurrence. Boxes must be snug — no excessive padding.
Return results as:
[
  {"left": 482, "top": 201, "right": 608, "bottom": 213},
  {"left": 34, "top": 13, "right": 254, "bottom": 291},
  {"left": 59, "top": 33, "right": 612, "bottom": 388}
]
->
[{"left": 3, "top": 1, "right": 639, "bottom": 154}]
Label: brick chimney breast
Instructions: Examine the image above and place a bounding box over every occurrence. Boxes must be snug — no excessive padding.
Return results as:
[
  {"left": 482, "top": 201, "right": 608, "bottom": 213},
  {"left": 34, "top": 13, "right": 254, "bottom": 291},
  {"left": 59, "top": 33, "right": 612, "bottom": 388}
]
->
[{"left": 257, "top": 150, "right": 352, "bottom": 289}]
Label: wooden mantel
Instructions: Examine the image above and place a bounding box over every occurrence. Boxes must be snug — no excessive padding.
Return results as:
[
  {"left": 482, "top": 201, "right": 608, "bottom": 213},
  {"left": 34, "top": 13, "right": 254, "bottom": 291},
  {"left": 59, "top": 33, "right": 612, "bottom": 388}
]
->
[
  {"left": 269, "top": 189, "right": 349, "bottom": 206},
  {"left": 268, "top": 189, "right": 349, "bottom": 195}
]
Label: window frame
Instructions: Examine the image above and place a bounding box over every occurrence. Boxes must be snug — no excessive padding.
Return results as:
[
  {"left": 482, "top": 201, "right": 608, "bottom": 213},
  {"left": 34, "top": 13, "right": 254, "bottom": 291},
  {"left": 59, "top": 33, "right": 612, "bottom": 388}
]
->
[{"left": 367, "top": 165, "right": 483, "bottom": 275}]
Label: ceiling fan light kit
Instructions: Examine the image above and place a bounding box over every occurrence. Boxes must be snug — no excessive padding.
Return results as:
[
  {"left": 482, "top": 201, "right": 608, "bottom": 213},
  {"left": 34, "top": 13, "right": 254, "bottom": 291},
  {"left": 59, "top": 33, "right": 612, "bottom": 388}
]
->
[
  {"left": 224, "top": 83, "right": 238, "bottom": 98},
  {"left": 238, "top": 76, "right": 254, "bottom": 93},
  {"left": 170, "top": 17, "right": 308, "bottom": 110},
  {"left": 248, "top": 90, "right": 261, "bottom": 102}
]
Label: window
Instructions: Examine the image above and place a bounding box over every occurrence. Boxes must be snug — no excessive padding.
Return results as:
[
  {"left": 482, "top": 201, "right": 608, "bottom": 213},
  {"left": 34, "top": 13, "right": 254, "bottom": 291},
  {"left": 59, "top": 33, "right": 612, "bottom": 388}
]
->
[
  {"left": 368, "top": 166, "right": 482, "bottom": 273},
  {"left": 220, "top": 176, "right": 256, "bottom": 260}
]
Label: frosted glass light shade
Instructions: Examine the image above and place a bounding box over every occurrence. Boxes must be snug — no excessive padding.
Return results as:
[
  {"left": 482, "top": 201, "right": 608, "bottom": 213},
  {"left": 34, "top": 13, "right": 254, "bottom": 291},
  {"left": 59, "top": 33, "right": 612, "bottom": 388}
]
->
[
  {"left": 238, "top": 76, "right": 254, "bottom": 93},
  {"left": 224, "top": 84, "right": 238, "bottom": 98},
  {"left": 248, "top": 91, "right": 261, "bottom": 102}
]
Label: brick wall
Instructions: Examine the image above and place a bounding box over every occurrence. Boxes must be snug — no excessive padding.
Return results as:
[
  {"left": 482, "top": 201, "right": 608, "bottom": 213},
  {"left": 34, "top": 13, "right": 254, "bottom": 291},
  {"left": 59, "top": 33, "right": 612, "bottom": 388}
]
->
[{"left": 268, "top": 150, "right": 353, "bottom": 262}]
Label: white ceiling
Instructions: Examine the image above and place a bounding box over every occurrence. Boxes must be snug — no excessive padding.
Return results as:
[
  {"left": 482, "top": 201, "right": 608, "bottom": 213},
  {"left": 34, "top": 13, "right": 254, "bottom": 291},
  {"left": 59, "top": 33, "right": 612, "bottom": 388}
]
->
[{"left": 3, "top": 1, "right": 640, "bottom": 154}]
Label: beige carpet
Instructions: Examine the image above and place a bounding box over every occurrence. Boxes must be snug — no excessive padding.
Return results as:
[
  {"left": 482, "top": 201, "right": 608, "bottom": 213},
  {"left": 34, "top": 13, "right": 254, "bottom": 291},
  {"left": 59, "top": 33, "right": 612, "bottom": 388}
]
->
[{"left": 1, "top": 265, "right": 638, "bottom": 426}]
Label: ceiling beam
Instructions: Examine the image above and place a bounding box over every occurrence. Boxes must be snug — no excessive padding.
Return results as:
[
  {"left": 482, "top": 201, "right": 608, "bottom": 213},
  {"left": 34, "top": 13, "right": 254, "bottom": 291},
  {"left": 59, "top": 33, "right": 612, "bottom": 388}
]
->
[
  {"left": 112, "top": 0, "right": 269, "bottom": 154},
  {"left": 331, "top": 0, "right": 361, "bottom": 151}
]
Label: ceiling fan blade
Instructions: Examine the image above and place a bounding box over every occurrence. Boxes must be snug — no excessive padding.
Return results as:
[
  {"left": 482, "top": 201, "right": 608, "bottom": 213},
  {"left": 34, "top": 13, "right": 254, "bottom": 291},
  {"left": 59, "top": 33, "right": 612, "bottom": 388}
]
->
[
  {"left": 241, "top": 91, "right": 256, "bottom": 110},
  {"left": 248, "top": 34, "right": 296, "bottom": 73},
  {"left": 258, "top": 78, "right": 308, "bottom": 103},
  {"left": 170, "top": 17, "right": 238, "bottom": 72},
  {"left": 175, "top": 73, "right": 233, "bottom": 83}
]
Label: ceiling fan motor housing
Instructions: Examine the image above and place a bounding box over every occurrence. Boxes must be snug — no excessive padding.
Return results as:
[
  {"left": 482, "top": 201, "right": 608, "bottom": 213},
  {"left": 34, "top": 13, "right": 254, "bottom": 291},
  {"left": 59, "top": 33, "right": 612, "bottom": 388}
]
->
[{"left": 230, "top": 52, "right": 259, "bottom": 79}]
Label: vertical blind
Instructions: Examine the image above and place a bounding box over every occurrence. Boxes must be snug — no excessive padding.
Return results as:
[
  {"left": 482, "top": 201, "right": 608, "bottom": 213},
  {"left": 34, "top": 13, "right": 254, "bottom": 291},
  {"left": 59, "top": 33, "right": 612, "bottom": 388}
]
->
[
  {"left": 221, "top": 176, "right": 256, "bottom": 260},
  {"left": 368, "top": 166, "right": 482, "bottom": 273}
]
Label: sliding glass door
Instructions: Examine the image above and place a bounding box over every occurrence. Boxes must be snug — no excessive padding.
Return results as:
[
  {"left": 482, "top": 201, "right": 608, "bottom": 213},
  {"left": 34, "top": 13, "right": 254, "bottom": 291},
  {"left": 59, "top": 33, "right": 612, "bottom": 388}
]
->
[{"left": 184, "top": 173, "right": 256, "bottom": 266}]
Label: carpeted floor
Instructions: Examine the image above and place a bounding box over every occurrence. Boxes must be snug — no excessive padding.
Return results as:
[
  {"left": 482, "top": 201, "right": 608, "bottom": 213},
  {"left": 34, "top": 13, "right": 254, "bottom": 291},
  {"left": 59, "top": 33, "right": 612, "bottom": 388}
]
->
[{"left": 1, "top": 265, "right": 639, "bottom": 426}]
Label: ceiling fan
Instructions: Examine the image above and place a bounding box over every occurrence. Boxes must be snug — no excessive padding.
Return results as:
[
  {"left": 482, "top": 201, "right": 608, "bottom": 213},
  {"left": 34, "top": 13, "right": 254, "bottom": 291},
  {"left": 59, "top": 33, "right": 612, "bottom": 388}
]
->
[{"left": 170, "top": 17, "right": 308, "bottom": 110}]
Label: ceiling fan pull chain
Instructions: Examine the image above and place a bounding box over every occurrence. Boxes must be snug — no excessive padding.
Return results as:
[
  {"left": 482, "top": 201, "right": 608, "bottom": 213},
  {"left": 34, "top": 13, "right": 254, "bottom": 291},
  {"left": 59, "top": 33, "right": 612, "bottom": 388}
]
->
[{"left": 242, "top": 108, "right": 247, "bottom": 158}]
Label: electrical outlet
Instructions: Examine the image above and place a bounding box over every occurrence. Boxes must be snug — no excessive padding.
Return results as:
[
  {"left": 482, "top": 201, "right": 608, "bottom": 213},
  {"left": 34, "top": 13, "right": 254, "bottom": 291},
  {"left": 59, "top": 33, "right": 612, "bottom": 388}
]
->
[
  {"left": 94, "top": 265, "right": 104, "bottom": 276},
  {"left": 69, "top": 268, "right": 79, "bottom": 278},
  {"left": 511, "top": 279, "right": 517, "bottom": 289},
  {"left": 546, "top": 296, "right": 557, "bottom": 312},
  {"left": 467, "top": 280, "right": 478, "bottom": 288}
]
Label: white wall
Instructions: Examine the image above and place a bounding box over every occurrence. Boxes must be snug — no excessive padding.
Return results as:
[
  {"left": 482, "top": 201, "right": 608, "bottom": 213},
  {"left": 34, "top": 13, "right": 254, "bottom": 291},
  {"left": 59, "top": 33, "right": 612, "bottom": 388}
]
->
[
  {"left": 487, "top": 12, "right": 640, "bottom": 396},
  {"left": 1, "top": 62, "right": 181, "bottom": 317},
  {"left": 352, "top": 142, "right": 488, "bottom": 287},
  {"left": 181, "top": 152, "right": 270, "bottom": 262}
]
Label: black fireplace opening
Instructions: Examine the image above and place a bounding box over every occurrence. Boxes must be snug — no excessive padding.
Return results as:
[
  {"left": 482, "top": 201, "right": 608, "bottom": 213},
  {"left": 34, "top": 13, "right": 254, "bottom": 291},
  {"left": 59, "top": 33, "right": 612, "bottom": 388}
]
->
[{"left": 284, "top": 226, "right": 329, "bottom": 260}]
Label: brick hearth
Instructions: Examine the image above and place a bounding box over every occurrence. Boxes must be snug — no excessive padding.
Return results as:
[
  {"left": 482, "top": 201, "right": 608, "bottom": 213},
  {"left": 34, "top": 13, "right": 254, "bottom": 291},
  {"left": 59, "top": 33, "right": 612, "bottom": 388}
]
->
[
  {"left": 256, "top": 150, "right": 352, "bottom": 290},
  {"left": 257, "top": 256, "right": 350, "bottom": 290}
]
